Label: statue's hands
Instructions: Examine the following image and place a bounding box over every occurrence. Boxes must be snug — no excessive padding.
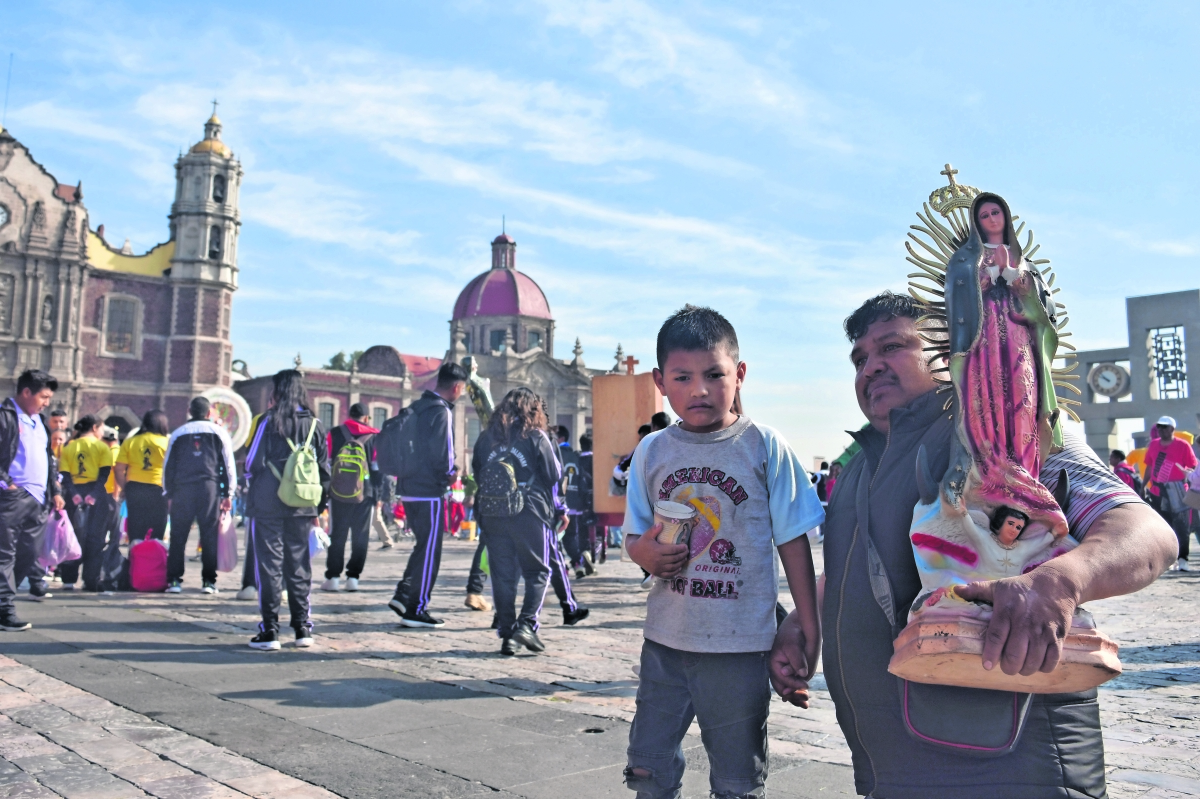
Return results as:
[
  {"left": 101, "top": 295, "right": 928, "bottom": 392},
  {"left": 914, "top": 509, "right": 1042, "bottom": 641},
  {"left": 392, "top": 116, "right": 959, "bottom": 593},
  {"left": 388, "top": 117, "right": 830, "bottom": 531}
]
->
[
  {"left": 769, "top": 610, "right": 813, "bottom": 708},
  {"left": 956, "top": 566, "right": 1081, "bottom": 677},
  {"left": 625, "top": 525, "right": 689, "bottom": 579}
]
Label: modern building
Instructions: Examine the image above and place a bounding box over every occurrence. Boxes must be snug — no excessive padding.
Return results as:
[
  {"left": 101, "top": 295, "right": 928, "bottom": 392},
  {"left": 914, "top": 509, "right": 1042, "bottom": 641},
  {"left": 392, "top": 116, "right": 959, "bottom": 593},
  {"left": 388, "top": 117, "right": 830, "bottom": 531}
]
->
[
  {"left": 0, "top": 114, "right": 240, "bottom": 432},
  {"left": 1071, "top": 289, "right": 1200, "bottom": 456}
]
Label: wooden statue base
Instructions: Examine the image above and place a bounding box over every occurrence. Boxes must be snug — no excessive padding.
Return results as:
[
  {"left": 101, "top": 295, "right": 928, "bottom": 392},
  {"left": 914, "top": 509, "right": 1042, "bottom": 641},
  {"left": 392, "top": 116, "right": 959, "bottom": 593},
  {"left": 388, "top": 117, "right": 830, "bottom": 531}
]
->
[{"left": 888, "top": 617, "right": 1121, "bottom": 694}]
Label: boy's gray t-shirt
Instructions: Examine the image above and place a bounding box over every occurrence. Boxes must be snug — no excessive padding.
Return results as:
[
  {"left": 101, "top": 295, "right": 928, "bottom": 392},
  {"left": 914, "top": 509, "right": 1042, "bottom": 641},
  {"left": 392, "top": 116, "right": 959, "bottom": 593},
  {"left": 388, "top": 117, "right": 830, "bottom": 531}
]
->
[{"left": 624, "top": 416, "right": 825, "bottom": 653}]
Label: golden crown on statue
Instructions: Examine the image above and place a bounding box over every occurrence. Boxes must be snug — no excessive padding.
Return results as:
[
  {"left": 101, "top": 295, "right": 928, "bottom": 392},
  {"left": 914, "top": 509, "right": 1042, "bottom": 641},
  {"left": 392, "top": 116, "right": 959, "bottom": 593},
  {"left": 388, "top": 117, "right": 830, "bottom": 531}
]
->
[{"left": 927, "top": 164, "right": 981, "bottom": 219}]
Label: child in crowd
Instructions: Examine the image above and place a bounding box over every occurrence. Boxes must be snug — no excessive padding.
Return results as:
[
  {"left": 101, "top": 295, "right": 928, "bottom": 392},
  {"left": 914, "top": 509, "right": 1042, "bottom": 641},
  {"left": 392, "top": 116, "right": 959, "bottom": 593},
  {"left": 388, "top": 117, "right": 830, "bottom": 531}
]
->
[{"left": 622, "top": 305, "right": 824, "bottom": 799}]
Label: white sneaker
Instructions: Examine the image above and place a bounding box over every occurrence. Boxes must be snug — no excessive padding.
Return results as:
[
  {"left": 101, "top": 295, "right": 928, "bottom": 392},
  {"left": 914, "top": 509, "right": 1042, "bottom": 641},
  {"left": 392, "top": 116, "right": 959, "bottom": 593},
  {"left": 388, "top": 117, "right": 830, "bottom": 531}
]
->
[
  {"left": 294, "top": 629, "right": 314, "bottom": 647},
  {"left": 235, "top": 586, "right": 257, "bottom": 601},
  {"left": 321, "top": 578, "right": 339, "bottom": 592},
  {"left": 345, "top": 578, "right": 359, "bottom": 592},
  {"left": 1179, "top": 558, "right": 1192, "bottom": 572}
]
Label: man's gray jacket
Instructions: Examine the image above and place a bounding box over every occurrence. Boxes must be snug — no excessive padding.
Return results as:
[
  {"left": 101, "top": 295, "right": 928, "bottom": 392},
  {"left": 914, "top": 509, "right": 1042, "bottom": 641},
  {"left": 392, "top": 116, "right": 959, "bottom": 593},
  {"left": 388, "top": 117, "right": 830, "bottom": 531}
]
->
[{"left": 822, "top": 389, "right": 1106, "bottom": 799}]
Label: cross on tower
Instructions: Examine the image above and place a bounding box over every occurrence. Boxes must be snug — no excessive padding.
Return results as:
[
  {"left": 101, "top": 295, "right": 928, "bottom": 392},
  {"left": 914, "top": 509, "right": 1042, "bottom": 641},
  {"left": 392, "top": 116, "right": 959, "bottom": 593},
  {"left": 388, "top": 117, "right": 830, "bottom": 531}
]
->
[
  {"left": 623, "top": 354, "right": 639, "bottom": 375},
  {"left": 211, "top": 99, "right": 219, "bottom": 116},
  {"left": 940, "top": 163, "right": 958, "bottom": 186}
]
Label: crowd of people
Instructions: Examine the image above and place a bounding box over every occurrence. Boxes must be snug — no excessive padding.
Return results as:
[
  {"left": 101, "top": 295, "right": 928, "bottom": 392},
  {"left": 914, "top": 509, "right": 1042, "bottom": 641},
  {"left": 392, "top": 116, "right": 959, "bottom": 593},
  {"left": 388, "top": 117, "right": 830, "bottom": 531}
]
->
[{"left": 0, "top": 290, "right": 1191, "bottom": 799}]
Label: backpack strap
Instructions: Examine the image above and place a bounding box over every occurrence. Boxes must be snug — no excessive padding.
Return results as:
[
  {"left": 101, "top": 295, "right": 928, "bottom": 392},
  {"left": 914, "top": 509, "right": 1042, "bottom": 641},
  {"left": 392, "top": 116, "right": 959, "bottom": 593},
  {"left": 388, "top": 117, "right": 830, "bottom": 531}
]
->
[{"left": 303, "top": 418, "right": 317, "bottom": 449}]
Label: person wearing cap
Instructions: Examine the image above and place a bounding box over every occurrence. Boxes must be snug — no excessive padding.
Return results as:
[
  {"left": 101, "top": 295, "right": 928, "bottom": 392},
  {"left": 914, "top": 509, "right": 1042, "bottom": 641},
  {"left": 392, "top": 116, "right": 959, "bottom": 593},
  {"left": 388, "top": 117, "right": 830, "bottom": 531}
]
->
[{"left": 1143, "top": 415, "right": 1198, "bottom": 571}]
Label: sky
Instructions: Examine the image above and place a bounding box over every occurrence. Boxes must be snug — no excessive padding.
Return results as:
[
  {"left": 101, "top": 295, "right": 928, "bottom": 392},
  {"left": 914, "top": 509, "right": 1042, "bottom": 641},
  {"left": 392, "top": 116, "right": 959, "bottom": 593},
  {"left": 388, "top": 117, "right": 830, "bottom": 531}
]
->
[{"left": 3, "top": 0, "right": 1199, "bottom": 463}]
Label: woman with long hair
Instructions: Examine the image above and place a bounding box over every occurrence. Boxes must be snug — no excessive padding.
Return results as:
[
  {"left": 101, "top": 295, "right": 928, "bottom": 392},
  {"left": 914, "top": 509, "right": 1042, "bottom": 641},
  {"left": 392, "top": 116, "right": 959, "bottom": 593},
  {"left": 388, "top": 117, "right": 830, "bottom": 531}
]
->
[
  {"left": 115, "top": 410, "right": 170, "bottom": 542},
  {"left": 472, "top": 387, "right": 563, "bottom": 655},
  {"left": 58, "top": 416, "right": 117, "bottom": 591},
  {"left": 243, "top": 370, "right": 330, "bottom": 650}
]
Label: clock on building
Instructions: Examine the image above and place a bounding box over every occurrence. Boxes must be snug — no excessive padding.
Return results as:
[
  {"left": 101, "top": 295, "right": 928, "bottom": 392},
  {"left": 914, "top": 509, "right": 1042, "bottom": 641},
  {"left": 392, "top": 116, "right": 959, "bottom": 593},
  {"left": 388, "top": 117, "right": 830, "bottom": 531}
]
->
[{"left": 1087, "top": 363, "right": 1130, "bottom": 398}]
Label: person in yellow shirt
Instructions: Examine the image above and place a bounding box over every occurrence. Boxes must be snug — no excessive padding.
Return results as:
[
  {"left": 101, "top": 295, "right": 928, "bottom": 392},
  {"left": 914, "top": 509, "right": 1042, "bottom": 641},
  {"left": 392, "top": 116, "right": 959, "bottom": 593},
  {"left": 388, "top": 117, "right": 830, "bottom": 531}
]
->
[
  {"left": 116, "top": 410, "right": 170, "bottom": 543},
  {"left": 58, "top": 416, "right": 118, "bottom": 592}
]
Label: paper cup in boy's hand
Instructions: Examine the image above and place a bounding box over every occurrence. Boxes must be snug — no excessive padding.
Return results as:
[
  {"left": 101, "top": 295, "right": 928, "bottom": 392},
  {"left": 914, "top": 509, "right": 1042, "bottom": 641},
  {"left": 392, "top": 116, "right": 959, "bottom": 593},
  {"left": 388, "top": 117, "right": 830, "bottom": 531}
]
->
[{"left": 654, "top": 501, "right": 697, "bottom": 548}]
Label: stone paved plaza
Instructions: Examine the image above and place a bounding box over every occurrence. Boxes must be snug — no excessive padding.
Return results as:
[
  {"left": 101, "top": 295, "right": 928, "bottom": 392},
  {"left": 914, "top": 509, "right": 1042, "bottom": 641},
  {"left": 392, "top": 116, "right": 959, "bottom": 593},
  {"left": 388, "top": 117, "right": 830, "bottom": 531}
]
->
[{"left": 0, "top": 530, "right": 1196, "bottom": 798}]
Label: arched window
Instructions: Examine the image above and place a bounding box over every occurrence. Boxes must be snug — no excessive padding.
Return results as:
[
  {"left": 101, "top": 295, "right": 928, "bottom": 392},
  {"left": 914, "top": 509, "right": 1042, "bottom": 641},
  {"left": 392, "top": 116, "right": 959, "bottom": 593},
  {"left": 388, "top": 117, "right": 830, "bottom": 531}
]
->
[
  {"left": 208, "top": 226, "right": 223, "bottom": 260},
  {"left": 212, "top": 174, "right": 227, "bottom": 203}
]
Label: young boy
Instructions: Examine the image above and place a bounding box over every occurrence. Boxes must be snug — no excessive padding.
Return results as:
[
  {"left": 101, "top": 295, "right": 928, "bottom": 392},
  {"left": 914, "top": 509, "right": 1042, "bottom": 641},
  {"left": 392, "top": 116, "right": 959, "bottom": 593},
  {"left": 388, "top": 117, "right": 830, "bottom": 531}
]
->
[{"left": 623, "top": 305, "right": 824, "bottom": 799}]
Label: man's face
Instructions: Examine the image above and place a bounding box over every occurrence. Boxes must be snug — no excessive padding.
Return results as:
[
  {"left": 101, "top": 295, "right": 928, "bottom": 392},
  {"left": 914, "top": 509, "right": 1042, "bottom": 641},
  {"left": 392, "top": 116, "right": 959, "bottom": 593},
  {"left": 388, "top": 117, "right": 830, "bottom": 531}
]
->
[
  {"left": 448, "top": 381, "right": 466, "bottom": 402},
  {"left": 16, "top": 388, "right": 54, "bottom": 417},
  {"left": 850, "top": 315, "right": 940, "bottom": 432},
  {"left": 653, "top": 346, "right": 745, "bottom": 434},
  {"left": 49, "top": 414, "right": 67, "bottom": 432},
  {"left": 1157, "top": 424, "right": 1175, "bottom": 442},
  {"left": 1109, "top": 453, "right": 1122, "bottom": 467}
]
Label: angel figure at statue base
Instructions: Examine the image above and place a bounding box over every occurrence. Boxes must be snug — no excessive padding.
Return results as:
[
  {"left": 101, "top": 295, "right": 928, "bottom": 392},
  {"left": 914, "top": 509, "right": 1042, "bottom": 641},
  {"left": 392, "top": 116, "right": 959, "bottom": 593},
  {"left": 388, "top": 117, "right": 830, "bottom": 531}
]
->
[{"left": 888, "top": 186, "right": 1121, "bottom": 694}]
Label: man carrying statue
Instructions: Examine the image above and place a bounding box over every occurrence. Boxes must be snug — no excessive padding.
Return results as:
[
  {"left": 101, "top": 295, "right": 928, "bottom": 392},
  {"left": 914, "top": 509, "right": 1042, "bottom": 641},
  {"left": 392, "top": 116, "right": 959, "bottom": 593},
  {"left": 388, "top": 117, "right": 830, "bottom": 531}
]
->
[{"left": 770, "top": 290, "right": 1176, "bottom": 799}]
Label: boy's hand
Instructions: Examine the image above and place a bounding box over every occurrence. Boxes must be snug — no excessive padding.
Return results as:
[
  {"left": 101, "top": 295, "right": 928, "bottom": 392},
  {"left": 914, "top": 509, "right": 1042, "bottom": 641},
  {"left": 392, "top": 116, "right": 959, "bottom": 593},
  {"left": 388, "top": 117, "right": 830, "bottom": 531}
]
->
[
  {"left": 770, "top": 610, "right": 813, "bottom": 708},
  {"left": 626, "top": 525, "right": 689, "bottom": 578}
]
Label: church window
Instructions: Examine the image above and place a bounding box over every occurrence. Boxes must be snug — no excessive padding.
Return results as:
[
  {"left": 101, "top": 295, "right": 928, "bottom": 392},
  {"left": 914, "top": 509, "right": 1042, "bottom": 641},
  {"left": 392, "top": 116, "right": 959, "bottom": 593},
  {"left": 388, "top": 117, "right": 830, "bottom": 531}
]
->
[
  {"left": 528, "top": 330, "right": 542, "bottom": 350},
  {"left": 490, "top": 329, "right": 506, "bottom": 352},
  {"left": 102, "top": 295, "right": 141, "bottom": 357},
  {"left": 461, "top": 332, "right": 471, "bottom": 353},
  {"left": 372, "top": 406, "right": 389, "bottom": 429},
  {"left": 212, "top": 174, "right": 227, "bottom": 203},
  {"left": 209, "top": 226, "right": 223, "bottom": 260},
  {"left": 318, "top": 402, "right": 336, "bottom": 429}
]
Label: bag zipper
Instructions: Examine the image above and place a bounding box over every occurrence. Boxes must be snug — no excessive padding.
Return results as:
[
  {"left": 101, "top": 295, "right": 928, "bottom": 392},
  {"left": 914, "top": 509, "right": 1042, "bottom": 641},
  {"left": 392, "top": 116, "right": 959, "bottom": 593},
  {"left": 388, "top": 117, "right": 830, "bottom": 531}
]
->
[{"left": 835, "top": 425, "right": 889, "bottom": 792}]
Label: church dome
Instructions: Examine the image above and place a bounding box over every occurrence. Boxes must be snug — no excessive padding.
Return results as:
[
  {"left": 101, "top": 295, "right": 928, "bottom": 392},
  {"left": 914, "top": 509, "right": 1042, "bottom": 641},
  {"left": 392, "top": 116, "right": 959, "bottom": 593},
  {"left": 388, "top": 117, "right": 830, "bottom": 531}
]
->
[
  {"left": 452, "top": 233, "right": 552, "bottom": 320},
  {"left": 190, "top": 112, "right": 232, "bottom": 158}
]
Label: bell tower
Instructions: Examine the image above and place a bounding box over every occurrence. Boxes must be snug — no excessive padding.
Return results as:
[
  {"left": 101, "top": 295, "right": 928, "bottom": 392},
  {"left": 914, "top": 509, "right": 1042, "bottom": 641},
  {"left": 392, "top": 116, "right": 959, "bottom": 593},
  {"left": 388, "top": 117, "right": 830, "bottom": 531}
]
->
[{"left": 161, "top": 107, "right": 241, "bottom": 399}]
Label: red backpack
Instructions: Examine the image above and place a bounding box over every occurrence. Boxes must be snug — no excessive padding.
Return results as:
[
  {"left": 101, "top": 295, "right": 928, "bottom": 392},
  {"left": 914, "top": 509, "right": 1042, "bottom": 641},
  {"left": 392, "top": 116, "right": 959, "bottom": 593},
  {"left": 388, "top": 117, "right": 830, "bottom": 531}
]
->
[{"left": 130, "top": 539, "right": 169, "bottom": 592}]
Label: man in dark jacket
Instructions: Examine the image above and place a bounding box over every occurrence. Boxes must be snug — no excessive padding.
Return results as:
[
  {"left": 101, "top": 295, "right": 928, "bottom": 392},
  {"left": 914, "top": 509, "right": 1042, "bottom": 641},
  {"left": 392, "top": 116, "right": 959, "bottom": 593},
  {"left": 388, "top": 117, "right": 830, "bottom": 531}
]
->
[
  {"left": 322, "top": 403, "right": 381, "bottom": 592},
  {"left": 0, "top": 370, "right": 64, "bottom": 629},
  {"left": 163, "top": 397, "right": 236, "bottom": 594},
  {"left": 769, "top": 293, "right": 1177, "bottom": 799},
  {"left": 388, "top": 362, "right": 467, "bottom": 628}
]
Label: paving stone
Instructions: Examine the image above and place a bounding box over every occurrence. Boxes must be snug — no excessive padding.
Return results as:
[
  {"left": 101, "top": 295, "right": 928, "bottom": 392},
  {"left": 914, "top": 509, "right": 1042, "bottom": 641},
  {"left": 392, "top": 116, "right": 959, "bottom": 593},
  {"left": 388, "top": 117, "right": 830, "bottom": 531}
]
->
[{"left": 137, "top": 773, "right": 247, "bottom": 798}]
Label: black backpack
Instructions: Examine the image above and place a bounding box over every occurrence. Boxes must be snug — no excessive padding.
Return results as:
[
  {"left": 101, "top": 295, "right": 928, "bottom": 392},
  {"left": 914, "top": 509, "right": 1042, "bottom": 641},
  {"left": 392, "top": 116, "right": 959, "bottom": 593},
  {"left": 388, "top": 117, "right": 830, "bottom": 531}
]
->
[
  {"left": 478, "top": 450, "right": 525, "bottom": 518},
  {"left": 374, "top": 407, "right": 415, "bottom": 478}
]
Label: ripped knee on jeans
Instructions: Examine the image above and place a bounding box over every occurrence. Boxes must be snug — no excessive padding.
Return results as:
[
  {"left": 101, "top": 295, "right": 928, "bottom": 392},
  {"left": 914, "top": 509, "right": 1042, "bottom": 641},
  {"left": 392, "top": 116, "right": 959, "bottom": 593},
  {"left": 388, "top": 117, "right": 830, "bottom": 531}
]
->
[{"left": 623, "top": 766, "right": 654, "bottom": 789}]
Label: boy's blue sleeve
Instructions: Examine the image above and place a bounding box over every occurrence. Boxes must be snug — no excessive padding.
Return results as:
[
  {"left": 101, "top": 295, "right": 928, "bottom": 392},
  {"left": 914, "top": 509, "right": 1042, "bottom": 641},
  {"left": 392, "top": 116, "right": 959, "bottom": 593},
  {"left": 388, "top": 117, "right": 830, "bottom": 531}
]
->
[
  {"left": 757, "top": 423, "right": 825, "bottom": 547},
  {"left": 622, "top": 434, "right": 657, "bottom": 535}
]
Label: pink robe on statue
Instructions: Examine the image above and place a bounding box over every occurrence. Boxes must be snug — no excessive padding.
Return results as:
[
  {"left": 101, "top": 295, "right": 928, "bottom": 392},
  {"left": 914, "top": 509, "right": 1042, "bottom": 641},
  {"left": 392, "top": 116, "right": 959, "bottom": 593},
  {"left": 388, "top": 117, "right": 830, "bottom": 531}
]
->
[{"left": 960, "top": 249, "right": 1069, "bottom": 538}]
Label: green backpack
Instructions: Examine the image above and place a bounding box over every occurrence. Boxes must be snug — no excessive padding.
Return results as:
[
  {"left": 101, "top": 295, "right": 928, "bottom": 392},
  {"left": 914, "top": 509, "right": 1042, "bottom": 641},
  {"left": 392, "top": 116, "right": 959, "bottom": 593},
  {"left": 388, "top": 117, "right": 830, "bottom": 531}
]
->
[{"left": 268, "top": 418, "right": 323, "bottom": 508}]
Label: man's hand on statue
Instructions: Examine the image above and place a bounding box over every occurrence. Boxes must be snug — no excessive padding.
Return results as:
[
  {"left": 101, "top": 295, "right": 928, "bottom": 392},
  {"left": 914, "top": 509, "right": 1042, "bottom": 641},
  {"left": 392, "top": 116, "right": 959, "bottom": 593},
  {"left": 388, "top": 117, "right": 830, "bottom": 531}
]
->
[
  {"left": 956, "top": 567, "right": 1079, "bottom": 676},
  {"left": 625, "top": 525, "right": 688, "bottom": 578},
  {"left": 769, "top": 611, "right": 812, "bottom": 708}
]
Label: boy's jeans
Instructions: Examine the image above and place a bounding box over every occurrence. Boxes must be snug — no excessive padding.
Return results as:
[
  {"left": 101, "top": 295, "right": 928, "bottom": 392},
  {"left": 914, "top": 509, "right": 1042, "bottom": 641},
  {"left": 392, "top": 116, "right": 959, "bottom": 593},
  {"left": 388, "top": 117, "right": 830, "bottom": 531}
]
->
[{"left": 626, "top": 639, "right": 770, "bottom": 799}]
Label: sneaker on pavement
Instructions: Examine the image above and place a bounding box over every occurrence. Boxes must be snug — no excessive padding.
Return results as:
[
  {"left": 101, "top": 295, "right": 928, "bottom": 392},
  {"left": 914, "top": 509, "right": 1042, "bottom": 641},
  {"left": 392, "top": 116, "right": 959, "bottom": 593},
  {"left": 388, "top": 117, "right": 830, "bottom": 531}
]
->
[
  {"left": 399, "top": 611, "right": 445, "bottom": 629},
  {"left": 380, "top": 541, "right": 393, "bottom": 550},
  {"left": 166, "top": 580, "right": 183, "bottom": 594},
  {"left": 574, "top": 567, "right": 586, "bottom": 580},
  {"left": 345, "top": 578, "right": 359, "bottom": 592},
  {"left": 582, "top": 551, "right": 595, "bottom": 575},
  {"left": 510, "top": 622, "right": 545, "bottom": 653},
  {"left": 321, "top": 577, "right": 339, "bottom": 592},
  {"left": 1180, "top": 558, "right": 1192, "bottom": 572},
  {"left": 249, "top": 631, "right": 280, "bottom": 651},
  {"left": 500, "top": 638, "right": 517, "bottom": 656},
  {"left": 235, "top": 585, "right": 257, "bottom": 601},
  {"left": 387, "top": 597, "right": 407, "bottom": 618},
  {"left": 464, "top": 593, "right": 491, "bottom": 612},
  {"left": 28, "top": 581, "right": 51, "bottom": 601},
  {"left": 201, "top": 582, "right": 218, "bottom": 595},
  {"left": 562, "top": 606, "right": 590, "bottom": 626},
  {"left": 0, "top": 615, "right": 31, "bottom": 632},
  {"left": 294, "top": 628, "right": 314, "bottom": 647},
  {"left": 59, "top": 583, "right": 75, "bottom": 591}
]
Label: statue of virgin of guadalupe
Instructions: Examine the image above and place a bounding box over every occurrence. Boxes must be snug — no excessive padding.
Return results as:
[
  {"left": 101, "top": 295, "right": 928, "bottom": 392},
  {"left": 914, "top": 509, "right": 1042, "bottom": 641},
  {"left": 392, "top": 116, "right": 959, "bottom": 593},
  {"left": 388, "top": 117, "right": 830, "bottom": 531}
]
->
[
  {"left": 941, "top": 192, "right": 1068, "bottom": 543},
  {"left": 892, "top": 174, "right": 1119, "bottom": 693}
]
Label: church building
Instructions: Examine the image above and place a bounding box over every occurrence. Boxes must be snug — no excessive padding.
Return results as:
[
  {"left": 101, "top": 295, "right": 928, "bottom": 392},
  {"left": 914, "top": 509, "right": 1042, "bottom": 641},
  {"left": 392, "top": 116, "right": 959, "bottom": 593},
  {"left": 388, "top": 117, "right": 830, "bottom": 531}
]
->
[
  {"left": 0, "top": 114, "right": 240, "bottom": 432},
  {"left": 237, "top": 232, "right": 607, "bottom": 471}
]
